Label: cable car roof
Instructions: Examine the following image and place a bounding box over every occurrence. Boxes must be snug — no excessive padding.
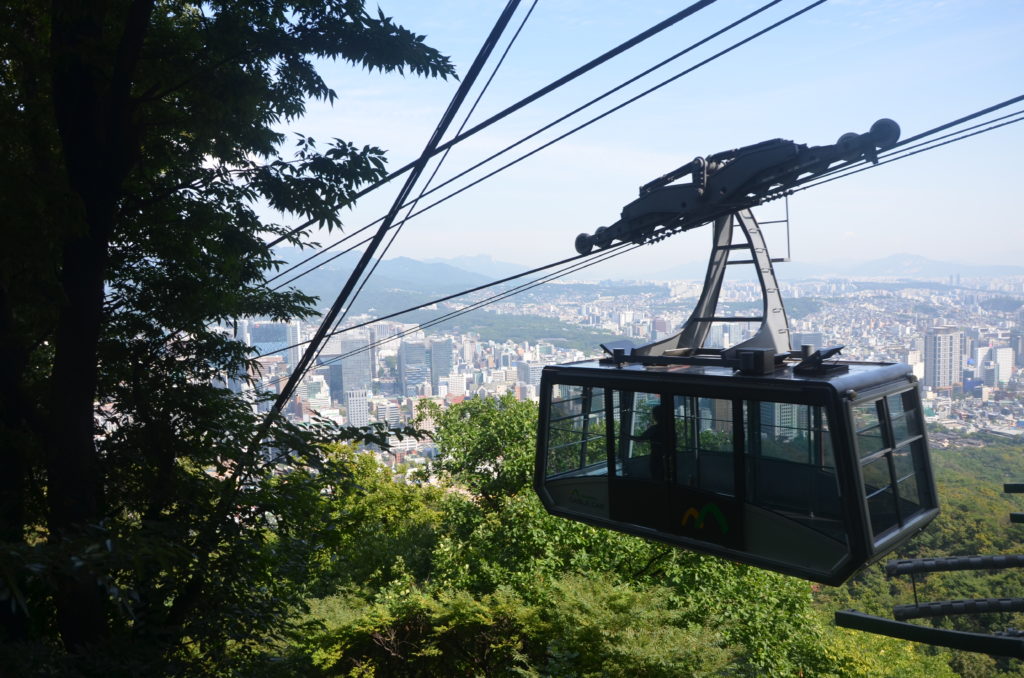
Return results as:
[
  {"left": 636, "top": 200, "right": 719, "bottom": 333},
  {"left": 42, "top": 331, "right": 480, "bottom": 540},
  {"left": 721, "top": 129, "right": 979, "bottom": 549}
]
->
[{"left": 544, "top": 358, "right": 917, "bottom": 398}]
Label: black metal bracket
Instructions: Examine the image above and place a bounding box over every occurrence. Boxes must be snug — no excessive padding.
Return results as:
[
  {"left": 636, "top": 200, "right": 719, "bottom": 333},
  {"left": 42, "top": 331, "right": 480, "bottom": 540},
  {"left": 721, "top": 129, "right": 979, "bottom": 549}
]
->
[
  {"left": 793, "top": 346, "right": 849, "bottom": 375},
  {"left": 599, "top": 345, "right": 778, "bottom": 376},
  {"left": 835, "top": 610, "right": 1024, "bottom": 658}
]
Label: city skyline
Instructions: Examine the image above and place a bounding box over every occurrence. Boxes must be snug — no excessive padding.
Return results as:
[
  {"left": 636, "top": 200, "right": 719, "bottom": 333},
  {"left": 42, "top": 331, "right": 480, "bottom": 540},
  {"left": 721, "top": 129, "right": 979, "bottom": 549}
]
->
[{"left": 233, "top": 272, "right": 1024, "bottom": 452}]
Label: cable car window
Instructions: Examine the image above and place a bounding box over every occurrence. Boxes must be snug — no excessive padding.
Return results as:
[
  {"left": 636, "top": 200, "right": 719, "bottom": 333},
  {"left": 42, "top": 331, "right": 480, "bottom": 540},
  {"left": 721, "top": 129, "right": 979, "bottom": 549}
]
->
[
  {"left": 896, "top": 472, "right": 923, "bottom": 517},
  {"left": 892, "top": 446, "right": 915, "bottom": 481},
  {"left": 544, "top": 384, "right": 608, "bottom": 478},
  {"left": 853, "top": 401, "right": 885, "bottom": 458},
  {"left": 857, "top": 388, "right": 933, "bottom": 541},
  {"left": 862, "top": 455, "right": 892, "bottom": 493},
  {"left": 747, "top": 402, "right": 844, "bottom": 542},
  {"left": 615, "top": 391, "right": 662, "bottom": 481},
  {"left": 672, "top": 396, "right": 696, "bottom": 486},
  {"left": 887, "top": 391, "right": 921, "bottom": 444},
  {"left": 892, "top": 432, "right": 930, "bottom": 520},
  {"left": 867, "top": 486, "right": 899, "bottom": 536},
  {"left": 756, "top": 402, "right": 816, "bottom": 464},
  {"left": 695, "top": 397, "right": 735, "bottom": 497}
]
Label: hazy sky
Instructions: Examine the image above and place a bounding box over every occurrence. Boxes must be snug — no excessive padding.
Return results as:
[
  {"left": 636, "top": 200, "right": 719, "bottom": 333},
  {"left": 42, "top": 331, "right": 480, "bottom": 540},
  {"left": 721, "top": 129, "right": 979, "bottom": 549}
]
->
[{"left": 277, "top": 0, "right": 1024, "bottom": 280}]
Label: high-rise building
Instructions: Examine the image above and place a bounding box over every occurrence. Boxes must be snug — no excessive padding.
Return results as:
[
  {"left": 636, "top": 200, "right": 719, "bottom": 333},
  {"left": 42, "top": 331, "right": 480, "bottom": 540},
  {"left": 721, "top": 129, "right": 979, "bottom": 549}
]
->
[
  {"left": 398, "top": 339, "right": 428, "bottom": 396},
  {"left": 340, "top": 330, "right": 373, "bottom": 394},
  {"left": 973, "top": 345, "right": 1014, "bottom": 387},
  {"left": 513, "top": 361, "right": 544, "bottom": 389},
  {"left": 462, "top": 340, "right": 477, "bottom": 363},
  {"left": 286, "top": 320, "right": 303, "bottom": 368},
  {"left": 383, "top": 401, "right": 401, "bottom": 428},
  {"left": 994, "top": 347, "right": 1015, "bottom": 386},
  {"left": 924, "top": 326, "right": 963, "bottom": 390},
  {"left": 447, "top": 371, "right": 466, "bottom": 397},
  {"left": 429, "top": 338, "right": 453, "bottom": 394},
  {"left": 305, "top": 374, "right": 331, "bottom": 411},
  {"left": 1011, "top": 329, "right": 1024, "bottom": 368},
  {"left": 249, "top": 321, "right": 289, "bottom": 359},
  {"left": 346, "top": 389, "right": 370, "bottom": 427}
]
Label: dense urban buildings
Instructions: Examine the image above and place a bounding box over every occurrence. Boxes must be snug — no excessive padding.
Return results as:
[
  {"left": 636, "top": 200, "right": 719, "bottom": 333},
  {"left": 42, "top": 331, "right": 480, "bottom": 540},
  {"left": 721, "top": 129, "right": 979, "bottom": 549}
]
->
[{"left": 224, "top": 273, "right": 1024, "bottom": 466}]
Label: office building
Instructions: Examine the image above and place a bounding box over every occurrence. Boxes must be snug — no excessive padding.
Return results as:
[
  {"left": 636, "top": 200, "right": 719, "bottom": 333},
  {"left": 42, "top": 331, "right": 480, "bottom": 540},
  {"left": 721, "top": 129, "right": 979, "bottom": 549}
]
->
[
  {"left": 346, "top": 389, "right": 370, "bottom": 427},
  {"left": 924, "top": 326, "right": 963, "bottom": 390},
  {"left": 429, "top": 338, "right": 454, "bottom": 394},
  {"left": 398, "top": 339, "right": 428, "bottom": 396}
]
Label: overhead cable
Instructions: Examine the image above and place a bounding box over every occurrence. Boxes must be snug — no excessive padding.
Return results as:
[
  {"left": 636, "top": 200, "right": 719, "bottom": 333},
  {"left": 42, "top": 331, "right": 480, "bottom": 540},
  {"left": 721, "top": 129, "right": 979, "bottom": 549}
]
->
[
  {"left": 265, "top": 0, "right": 720, "bottom": 249},
  {"left": 271, "top": 0, "right": 821, "bottom": 288},
  {"left": 788, "top": 111, "right": 1024, "bottom": 196},
  {"left": 255, "top": 245, "right": 617, "bottom": 360},
  {"left": 252, "top": 241, "right": 640, "bottom": 393},
  {"left": 256, "top": 95, "right": 1024, "bottom": 371},
  {"left": 772, "top": 97, "right": 1024, "bottom": 197},
  {"left": 256, "top": 0, "right": 526, "bottom": 435},
  {"left": 310, "top": 0, "right": 542, "bottom": 375}
]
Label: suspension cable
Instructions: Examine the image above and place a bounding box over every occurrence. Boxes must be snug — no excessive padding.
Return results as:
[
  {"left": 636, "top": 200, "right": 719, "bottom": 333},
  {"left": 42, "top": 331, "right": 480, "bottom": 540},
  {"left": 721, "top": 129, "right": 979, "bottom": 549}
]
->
[
  {"left": 252, "top": 94, "right": 1024, "bottom": 375},
  {"left": 271, "top": 0, "right": 821, "bottom": 288},
  {"left": 265, "top": 0, "right": 720, "bottom": 249},
  {"left": 251, "top": 241, "right": 640, "bottom": 393},
  {"left": 786, "top": 112, "right": 1024, "bottom": 196},
  {"left": 256, "top": 0, "right": 525, "bottom": 436},
  {"left": 767, "top": 93, "right": 1024, "bottom": 197},
  {"left": 309, "top": 0, "right": 543, "bottom": 379}
]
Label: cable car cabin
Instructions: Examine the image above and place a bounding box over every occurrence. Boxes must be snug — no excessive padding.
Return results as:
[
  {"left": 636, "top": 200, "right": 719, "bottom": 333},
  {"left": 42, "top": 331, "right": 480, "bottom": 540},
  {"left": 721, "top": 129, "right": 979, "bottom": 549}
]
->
[{"left": 534, "top": 354, "right": 938, "bottom": 585}]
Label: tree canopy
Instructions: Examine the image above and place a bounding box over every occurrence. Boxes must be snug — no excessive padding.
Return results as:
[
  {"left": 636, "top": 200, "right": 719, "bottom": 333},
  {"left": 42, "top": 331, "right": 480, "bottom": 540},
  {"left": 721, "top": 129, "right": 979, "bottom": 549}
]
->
[{"left": 0, "top": 1, "right": 453, "bottom": 674}]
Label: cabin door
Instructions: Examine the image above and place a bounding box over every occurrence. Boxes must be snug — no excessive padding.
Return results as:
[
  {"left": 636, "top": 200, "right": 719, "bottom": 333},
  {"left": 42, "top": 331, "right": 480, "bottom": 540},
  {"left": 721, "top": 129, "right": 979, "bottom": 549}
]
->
[{"left": 607, "top": 390, "right": 673, "bottom": 531}]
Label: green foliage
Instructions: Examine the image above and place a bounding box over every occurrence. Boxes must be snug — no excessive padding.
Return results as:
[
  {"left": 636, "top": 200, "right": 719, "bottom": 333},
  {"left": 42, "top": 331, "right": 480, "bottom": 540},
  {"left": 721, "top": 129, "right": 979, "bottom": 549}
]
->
[
  {"left": 286, "top": 396, "right": 964, "bottom": 677},
  {"left": 815, "top": 437, "right": 1024, "bottom": 676},
  {"left": 0, "top": 1, "right": 453, "bottom": 674},
  {"left": 419, "top": 395, "right": 538, "bottom": 505},
  {"left": 298, "top": 575, "right": 734, "bottom": 678}
]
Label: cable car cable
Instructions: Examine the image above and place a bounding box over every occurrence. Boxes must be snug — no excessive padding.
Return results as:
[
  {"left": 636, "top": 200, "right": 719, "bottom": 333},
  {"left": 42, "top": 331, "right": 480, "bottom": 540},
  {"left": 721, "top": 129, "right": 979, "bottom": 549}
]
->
[
  {"left": 253, "top": 239, "right": 636, "bottom": 364},
  {"left": 268, "top": 1, "right": 540, "bottom": 291},
  {"left": 269, "top": 0, "right": 824, "bottom": 288},
  {"left": 253, "top": 100, "right": 1022, "bottom": 390},
  {"left": 257, "top": 0, "right": 526, "bottom": 437},
  {"left": 264, "top": 103, "right": 1024, "bottom": 374},
  {"left": 311, "top": 246, "right": 633, "bottom": 377},
  {"left": 894, "top": 92, "right": 1024, "bottom": 149},
  {"left": 766, "top": 94, "right": 1024, "bottom": 198},
  {"left": 264, "top": 0, "right": 721, "bottom": 250},
  {"left": 254, "top": 98, "right": 1015, "bottom": 392},
  {"left": 248, "top": 241, "right": 640, "bottom": 396},
  {"left": 309, "top": 0, "right": 542, "bottom": 378},
  {"left": 784, "top": 110, "right": 1024, "bottom": 197},
  {"left": 266, "top": 0, "right": 780, "bottom": 286},
  {"left": 793, "top": 111, "right": 1024, "bottom": 193}
]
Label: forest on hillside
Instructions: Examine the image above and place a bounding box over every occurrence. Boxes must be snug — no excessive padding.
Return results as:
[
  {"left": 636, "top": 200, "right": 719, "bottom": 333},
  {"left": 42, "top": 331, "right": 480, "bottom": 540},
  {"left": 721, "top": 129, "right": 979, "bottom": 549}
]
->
[
  {"left": 19, "top": 395, "right": 1011, "bottom": 677},
  {"left": 272, "top": 405, "right": 1024, "bottom": 677}
]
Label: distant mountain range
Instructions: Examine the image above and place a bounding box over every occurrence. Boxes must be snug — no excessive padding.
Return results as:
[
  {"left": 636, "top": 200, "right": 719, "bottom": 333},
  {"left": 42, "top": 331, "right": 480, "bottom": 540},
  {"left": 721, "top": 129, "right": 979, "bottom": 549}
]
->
[
  {"left": 272, "top": 246, "right": 1023, "bottom": 316},
  {"left": 423, "top": 254, "right": 526, "bottom": 279},
  {"left": 272, "top": 247, "right": 523, "bottom": 315}
]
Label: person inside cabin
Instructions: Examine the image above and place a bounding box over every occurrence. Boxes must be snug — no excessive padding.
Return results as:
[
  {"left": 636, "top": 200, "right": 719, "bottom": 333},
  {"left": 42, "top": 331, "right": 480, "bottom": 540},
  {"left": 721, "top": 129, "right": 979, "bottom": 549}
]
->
[{"left": 640, "top": 403, "right": 672, "bottom": 481}]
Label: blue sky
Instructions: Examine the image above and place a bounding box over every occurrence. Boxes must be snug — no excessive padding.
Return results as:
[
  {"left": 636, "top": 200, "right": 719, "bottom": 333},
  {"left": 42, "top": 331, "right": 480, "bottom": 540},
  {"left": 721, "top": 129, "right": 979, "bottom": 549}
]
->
[{"left": 281, "top": 0, "right": 1024, "bottom": 279}]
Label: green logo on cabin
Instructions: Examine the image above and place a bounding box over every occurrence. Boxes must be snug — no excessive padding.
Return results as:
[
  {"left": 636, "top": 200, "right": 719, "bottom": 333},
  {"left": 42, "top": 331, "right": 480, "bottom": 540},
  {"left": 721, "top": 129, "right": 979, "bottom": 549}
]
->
[{"left": 681, "top": 503, "right": 729, "bottom": 534}]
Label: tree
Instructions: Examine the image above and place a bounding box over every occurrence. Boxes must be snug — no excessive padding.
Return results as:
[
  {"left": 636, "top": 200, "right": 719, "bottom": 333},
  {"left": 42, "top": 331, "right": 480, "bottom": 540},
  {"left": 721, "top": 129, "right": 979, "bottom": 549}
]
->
[
  {"left": 418, "top": 394, "right": 537, "bottom": 506},
  {"left": 335, "top": 394, "right": 945, "bottom": 677},
  {"left": 0, "top": 1, "right": 454, "bottom": 673}
]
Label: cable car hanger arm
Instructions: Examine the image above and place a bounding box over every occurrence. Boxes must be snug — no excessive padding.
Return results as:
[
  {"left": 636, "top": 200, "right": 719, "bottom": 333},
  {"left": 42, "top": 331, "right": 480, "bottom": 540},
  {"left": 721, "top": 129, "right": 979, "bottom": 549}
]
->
[{"left": 574, "top": 118, "right": 900, "bottom": 255}]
